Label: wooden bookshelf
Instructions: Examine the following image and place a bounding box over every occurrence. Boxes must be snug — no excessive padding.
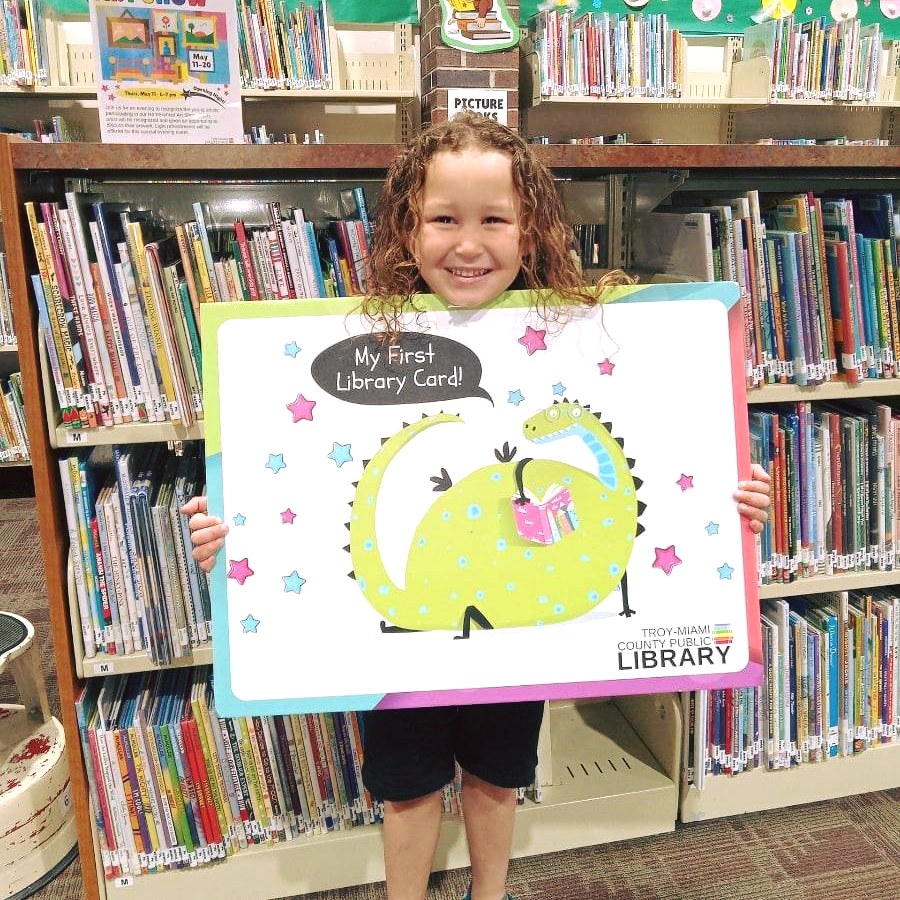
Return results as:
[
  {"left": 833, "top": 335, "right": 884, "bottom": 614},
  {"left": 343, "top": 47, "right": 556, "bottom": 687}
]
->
[
  {"left": 1, "top": 131, "right": 897, "bottom": 900},
  {"left": 758, "top": 570, "right": 900, "bottom": 599},
  {"left": 749, "top": 379, "right": 900, "bottom": 403}
]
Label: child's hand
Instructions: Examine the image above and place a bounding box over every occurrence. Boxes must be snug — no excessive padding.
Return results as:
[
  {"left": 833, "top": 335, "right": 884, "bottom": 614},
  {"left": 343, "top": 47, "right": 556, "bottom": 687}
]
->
[
  {"left": 734, "top": 463, "right": 771, "bottom": 535},
  {"left": 180, "top": 495, "right": 228, "bottom": 574}
]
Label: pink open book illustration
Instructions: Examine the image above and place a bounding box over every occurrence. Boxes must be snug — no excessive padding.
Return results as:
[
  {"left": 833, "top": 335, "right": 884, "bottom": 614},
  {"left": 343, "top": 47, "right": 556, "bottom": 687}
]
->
[{"left": 512, "top": 484, "right": 579, "bottom": 545}]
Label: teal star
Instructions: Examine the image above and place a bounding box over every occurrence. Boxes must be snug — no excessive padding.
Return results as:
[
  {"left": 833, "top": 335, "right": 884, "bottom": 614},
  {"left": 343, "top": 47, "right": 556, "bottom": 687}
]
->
[
  {"left": 266, "top": 453, "right": 286, "bottom": 474},
  {"left": 705, "top": 521, "right": 719, "bottom": 536},
  {"left": 508, "top": 389, "right": 525, "bottom": 406},
  {"left": 284, "top": 341, "right": 301, "bottom": 357},
  {"left": 233, "top": 513, "right": 246, "bottom": 526},
  {"left": 552, "top": 382, "right": 566, "bottom": 396},
  {"left": 283, "top": 570, "right": 306, "bottom": 594},
  {"left": 328, "top": 442, "right": 353, "bottom": 467},
  {"left": 718, "top": 562, "right": 734, "bottom": 580},
  {"left": 241, "top": 614, "right": 260, "bottom": 633}
]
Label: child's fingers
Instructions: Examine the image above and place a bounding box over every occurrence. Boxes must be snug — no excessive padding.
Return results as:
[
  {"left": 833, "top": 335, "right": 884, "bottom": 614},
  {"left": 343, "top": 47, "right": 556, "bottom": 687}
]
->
[
  {"left": 180, "top": 495, "right": 208, "bottom": 517},
  {"left": 748, "top": 463, "right": 771, "bottom": 484},
  {"left": 734, "top": 487, "right": 770, "bottom": 510}
]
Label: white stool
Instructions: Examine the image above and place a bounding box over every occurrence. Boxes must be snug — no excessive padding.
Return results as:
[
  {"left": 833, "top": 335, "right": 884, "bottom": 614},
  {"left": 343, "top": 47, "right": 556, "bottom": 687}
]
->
[{"left": 0, "top": 612, "right": 77, "bottom": 900}]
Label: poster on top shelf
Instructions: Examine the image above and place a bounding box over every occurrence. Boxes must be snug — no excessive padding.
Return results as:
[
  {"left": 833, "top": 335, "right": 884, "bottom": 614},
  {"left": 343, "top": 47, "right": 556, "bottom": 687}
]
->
[
  {"left": 89, "top": 0, "right": 243, "bottom": 144},
  {"left": 202, "top": 283, "right": 764, "bottom": 717}
]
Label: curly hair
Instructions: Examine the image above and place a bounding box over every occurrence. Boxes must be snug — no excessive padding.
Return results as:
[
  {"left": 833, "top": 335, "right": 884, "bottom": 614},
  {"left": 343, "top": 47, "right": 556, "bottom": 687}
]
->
[{"left": 362, "top": 111, "right": 633, "bottom": 337}]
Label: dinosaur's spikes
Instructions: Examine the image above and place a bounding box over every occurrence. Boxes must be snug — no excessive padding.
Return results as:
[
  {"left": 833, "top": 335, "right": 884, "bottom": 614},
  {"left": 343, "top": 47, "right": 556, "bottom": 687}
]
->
[
  {"left": 422, "top": 412, "right": 429, "bottom": 419},
  {"left": 602, "top": 422, "right": 613, "bottom": 430},
  {"left": 636, "top": 523, "right": 645, "bottom": 537},
  {"left": 348, "top": 571, "right": 356, "bottom": 580},
  {"left": 343, "top": 545, "right": 350, "bottom": 553},
  {"left": 637, "top": 501, "right": 647, "bottom": 515},
  {"left": 344, "top": 522, "right": 351, "bottom": 531},
  {"left": 633, "top": 477, "right": 644, "bottom": 490},
  {"left": 553, "top": 399, "right": 560, "bottom": 405},
  {"left": 362, "top": 459, "right": 371, "bottom": 467},
  {"left": 626, "top": 457, "right": 636, "bottom": 468},
  {"left": 351, "top": 481, "right": 359, "bottom": 488},
  {"left": 615, "top": 436, "right": 625, "bottom": 448},
  {"left": 402, "top": 422, "right": 410, "bottom": 429},
  {"left": 380, "top": 437, "right": 389, "bottom": 445}
]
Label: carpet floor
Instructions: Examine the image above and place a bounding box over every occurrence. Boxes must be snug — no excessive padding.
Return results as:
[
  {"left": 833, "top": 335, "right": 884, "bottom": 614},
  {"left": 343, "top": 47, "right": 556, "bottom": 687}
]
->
[{"left": 2, "top": 497, "right": 898, "bottom": 900}]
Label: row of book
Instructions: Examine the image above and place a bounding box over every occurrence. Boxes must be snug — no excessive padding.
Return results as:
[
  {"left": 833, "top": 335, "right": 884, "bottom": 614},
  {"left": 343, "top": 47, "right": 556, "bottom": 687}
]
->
[
  {"left": 741, "top": 15, "right": 890, "bottom": 102},
  {"left": 683, "top": 590, "right": 899, "bottom": 787},
  {"left": 532, "top": 10, "right": 686, "bottom": 100},
  {"left": 237, "top": 0, "right": 335, "bottom": 91},
  {"left": 0, "top": 0, "right": 46, "bottom": 85},
  {"left": 633, "top": 190, "right": 900, "bottom": 388},
  {"left": 60, "top": 443, "right": 210, "bottom": 664},
  {"left": 751, "top": 401, "right": 898, "bottom": 584},
  {"left": 24, "top": 186, "right": 372, "bottom": 431},
  {"left": 244, "top": 124, "right": 327, "bottom": 144},
  {"left": 76, "top": 667, "right": 382, "bottom": 879},
  {"left": 28, "top": 114, "right": 84, "bottom": 143},
  {"left": 0, "top": 372, "right": 28, "bottom": 463},
  {"left": 0, "top": 250, "right": 14, "bottom": 345}
]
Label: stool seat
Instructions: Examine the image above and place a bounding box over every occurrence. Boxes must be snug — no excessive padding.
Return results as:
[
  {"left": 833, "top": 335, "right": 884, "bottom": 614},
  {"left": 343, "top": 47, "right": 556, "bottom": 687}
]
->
[{"left": 0, "top": 613, "right": 31, "bottom": 672}]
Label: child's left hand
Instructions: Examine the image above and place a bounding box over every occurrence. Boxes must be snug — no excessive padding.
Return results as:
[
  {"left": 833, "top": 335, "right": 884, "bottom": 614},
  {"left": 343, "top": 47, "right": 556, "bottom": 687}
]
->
[{"left": 734, "top": 463, "right": 771, "bottom": 535}]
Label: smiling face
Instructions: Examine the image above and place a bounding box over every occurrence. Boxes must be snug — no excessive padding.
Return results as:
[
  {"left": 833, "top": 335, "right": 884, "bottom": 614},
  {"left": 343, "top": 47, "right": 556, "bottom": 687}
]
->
[{"left": 412, "top": 148, "right": 524, "bottom": 309}]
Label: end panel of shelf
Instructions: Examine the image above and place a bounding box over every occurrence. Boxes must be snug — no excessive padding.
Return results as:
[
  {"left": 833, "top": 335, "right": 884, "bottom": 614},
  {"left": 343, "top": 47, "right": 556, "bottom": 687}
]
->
[{"left": 680, "top": 741, "right": 900, "bottom": 823}]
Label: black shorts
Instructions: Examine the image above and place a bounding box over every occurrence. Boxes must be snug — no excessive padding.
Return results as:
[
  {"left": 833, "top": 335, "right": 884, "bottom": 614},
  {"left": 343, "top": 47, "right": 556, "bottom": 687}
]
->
[{"left": 360, "top": 700, "right": 545, "bottom": 802}]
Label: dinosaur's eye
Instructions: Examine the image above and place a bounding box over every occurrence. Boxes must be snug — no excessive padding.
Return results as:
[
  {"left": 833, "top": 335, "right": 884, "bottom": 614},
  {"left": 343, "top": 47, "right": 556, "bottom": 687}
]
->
[
  {"left": 547, "top": 408, "right": 560, "bottom": 420},
  {"left": 570, "top": 406, "right": 582, "bottom": 418}
]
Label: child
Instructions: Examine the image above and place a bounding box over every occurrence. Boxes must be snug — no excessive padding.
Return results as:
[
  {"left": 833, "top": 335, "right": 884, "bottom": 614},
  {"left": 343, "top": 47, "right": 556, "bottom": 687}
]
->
[{"left": 182, "top": 112, "right": 771, "bottom": 900}]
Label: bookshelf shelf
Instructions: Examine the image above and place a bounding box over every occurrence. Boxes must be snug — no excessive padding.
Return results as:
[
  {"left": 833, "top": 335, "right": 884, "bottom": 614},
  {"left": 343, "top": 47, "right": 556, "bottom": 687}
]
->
[
  {"left": 0, "top": 459, "right": 30, "bottom": 467},
  {"left": 0, "top": 344, "right": 18, "bottom": 354},
  {"left": 76, "top": 644, "right": 212, "bottom": 680},
  {"left": 50, "top": 420, "right": 204, "bottom": 449},
  {"left": 748, "top": 379, "right": 900, "bottom": 403},
  {"left": 758, "top": 570, "right": 900, "bottom": 599},
  {"left": 88, "top": 698, "right": 678, "bottom": 900},
  {"left": 680, "top": 740, "right": 900, "bottom": 823}
]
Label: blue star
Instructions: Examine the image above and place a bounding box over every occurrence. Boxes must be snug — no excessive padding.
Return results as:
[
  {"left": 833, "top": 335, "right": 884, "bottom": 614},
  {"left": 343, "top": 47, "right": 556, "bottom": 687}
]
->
[
  {"left": 266, "top": 453, "right": 286, "bottom": 474},
  {"left": 718, "top": 562, "right": 734, "bottom": 580},
  {"left": 233, "top": 513, "right": 246, "bottom": 526},
  {"left": 283, "top": 570, "right": 306, "bottom": 594},
  {"left": 328, "top": 442, "right": 353, "bottom": 467},
  {"left": 508, "top": 389, "right": 525, "bottom": 406},
  {"left": 241, "top": 614, "right": 260, "bottom": 633},
  {"left": 552, "top": 382, "right": 566, "bottom": 396},
  {"left": 284, "top": 341, "right": 301, "bottom": 358},
  {"left": 705, "top": 521, "right": 719, "bottom": 536}
]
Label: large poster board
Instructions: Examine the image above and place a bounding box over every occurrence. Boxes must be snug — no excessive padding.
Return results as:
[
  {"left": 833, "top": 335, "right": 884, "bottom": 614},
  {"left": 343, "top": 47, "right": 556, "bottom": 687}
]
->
[
  {"left": 202, "top": 284, "right": 763, "bottom": 717},
  {"left": 90, "top": 0, "right": 243, "bottom": 144}
]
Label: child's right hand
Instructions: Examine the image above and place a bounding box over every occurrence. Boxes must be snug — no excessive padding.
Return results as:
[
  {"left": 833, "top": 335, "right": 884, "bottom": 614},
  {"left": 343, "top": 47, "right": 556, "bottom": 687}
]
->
[{"left": 179, "top": 495, "right": 228, "bottom": 574}]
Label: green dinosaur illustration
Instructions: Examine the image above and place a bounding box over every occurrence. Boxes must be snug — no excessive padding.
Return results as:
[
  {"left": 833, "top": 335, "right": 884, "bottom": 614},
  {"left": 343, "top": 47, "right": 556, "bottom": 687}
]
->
[{"left": 349, "top": 401, "right": 642, "bottom": 637}]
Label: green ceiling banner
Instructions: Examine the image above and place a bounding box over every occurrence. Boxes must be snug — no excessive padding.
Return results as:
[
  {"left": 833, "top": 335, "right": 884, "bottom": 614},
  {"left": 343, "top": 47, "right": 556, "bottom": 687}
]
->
[
  {"left": 43, "top": 0, "right": 419, "bottom": 25},
  {"left": 520, "top": 1, "right": 900, "bottom": 41}
]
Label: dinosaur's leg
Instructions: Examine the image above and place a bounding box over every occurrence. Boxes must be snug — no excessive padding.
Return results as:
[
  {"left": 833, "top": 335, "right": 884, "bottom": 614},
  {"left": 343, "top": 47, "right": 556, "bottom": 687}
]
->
[
  {"left": 380, "top": 621, "right": 418, "bottom": 633},
  {"left": 618, "top": 572, "right": 636, "bottom": 618},
  {"left": 454, "top": 606, "right": 494, "bottom": 640}
]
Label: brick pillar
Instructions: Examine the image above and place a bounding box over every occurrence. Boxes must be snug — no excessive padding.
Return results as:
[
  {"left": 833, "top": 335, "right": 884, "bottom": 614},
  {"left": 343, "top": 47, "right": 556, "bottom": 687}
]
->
[{"left": 420, "top": 0, "right": 521, "bottom": 130}]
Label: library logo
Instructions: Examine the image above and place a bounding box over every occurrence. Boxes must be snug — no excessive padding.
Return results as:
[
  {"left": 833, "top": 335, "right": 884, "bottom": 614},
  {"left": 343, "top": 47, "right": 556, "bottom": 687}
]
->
[{"left": 616, "top": 623, "right": 732, "bottom": 670}]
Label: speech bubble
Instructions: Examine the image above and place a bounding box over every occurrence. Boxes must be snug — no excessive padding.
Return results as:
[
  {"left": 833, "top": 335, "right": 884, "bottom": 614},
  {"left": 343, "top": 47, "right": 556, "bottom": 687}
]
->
[{"left": 311, "top": 332, "right": 493, "bottom": 406}]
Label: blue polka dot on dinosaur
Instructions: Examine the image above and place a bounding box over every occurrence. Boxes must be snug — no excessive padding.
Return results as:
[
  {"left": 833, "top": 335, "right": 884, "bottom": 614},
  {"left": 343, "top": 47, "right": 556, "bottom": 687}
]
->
[{"left": 349, "top": 401, "right": 643, "bottom": 638}]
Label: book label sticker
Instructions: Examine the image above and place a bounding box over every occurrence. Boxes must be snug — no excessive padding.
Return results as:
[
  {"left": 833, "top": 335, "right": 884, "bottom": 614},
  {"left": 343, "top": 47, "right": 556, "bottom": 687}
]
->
[{"left": 203, "top": 284, "right": 762, "bottom": 715}]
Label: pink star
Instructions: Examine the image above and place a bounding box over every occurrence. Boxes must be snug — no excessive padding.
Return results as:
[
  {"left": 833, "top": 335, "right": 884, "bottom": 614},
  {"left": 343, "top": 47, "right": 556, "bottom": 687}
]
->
[
  {"left": 518, "top": 326, "right": 547, "bottom": 356},
  {"left": 676, "top": 473, "right": 694, "bottom": 491},
  {"left": 597, "top": 358, "right": 616, "bottom": 376},
  {"left": 281, "top": 508, "right": 297, "bottom": 524},
  {"left": 287, "top": 393, "right": 316, "bottom": 422},
  {"left": 227, "top": 558, "right": 254, "bottom": 585},
  {"left": 652, "top": 546, "right": 682, "bottom": 576}
]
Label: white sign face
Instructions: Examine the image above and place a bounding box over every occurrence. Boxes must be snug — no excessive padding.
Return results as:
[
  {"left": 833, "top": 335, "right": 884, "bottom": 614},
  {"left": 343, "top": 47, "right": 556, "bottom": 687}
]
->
[
  {"left": 90, "top": 0, "right": 243, "bottom": 144},
  {"left": 203, "top": 284, "right": 763, "bottom": 717},
  {"left": 447, "top": 89, "right": 509, "bottom": 125}
]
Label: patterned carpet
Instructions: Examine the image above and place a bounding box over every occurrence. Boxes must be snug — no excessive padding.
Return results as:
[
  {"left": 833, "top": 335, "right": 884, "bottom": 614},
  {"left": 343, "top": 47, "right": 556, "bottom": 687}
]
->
[{"left": 2, "top": 497, "right": 899, "bottom": 900}]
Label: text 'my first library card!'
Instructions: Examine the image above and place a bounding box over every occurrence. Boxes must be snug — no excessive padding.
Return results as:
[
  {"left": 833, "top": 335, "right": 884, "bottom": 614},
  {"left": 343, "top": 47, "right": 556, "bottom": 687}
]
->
[{"left": 202, "top": 283, "right": 762, "bottom": 716}]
